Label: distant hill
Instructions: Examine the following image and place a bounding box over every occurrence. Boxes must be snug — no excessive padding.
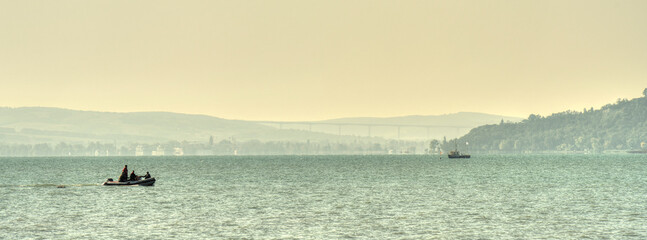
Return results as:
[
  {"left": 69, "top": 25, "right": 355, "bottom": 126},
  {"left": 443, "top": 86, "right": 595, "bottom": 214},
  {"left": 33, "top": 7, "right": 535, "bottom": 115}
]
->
[
  {"left": 273, "top": 112, "right": 522, "bottom": 140},
  {"left": 454, "top": 89, "right": 647, "bottom": 153},
  {"left": 322, "top": 112, "right": 522, "bottom": 126},
  {"left": 0, "top": 107, "right": 522, "bottom": 145},
  {"left": 0, "top": 107, "right": 362, "bottom": 144}
]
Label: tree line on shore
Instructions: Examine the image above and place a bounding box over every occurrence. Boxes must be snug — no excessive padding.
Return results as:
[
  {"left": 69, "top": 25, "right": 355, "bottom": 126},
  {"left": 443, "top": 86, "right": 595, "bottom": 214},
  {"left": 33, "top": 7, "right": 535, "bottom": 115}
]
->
[
  {"left": 449, "top": 89, "right": 647, "bottom": 153},
  {"left": 0, "top": 139, "right": 427, "bottom": 157}
]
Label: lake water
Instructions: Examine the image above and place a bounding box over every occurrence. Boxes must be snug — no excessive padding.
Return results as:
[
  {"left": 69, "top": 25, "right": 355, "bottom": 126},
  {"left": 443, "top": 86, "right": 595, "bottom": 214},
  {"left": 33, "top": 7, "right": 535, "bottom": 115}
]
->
[{"left": 1, "top": 154, "right": 647, "bottom": 239}]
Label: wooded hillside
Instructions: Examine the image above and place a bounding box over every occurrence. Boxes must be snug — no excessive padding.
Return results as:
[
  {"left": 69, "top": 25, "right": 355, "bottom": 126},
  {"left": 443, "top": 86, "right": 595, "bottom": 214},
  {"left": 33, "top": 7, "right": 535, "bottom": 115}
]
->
[{"left": 451, "top": 89, "right": 647, "bottom": 153}]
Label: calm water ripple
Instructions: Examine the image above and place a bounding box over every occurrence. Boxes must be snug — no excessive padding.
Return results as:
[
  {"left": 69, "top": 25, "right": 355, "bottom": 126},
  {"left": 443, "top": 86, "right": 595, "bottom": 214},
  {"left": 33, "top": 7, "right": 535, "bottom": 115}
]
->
[{"left": 1, "top": 154, "right": 647, "bottom": 239}]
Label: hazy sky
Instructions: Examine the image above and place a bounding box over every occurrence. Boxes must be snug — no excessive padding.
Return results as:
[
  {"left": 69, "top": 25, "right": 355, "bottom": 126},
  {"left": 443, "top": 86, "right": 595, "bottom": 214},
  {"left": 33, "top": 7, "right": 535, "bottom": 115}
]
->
[{"left": 1, "top": 0, "right": 646, "bottom": 121}]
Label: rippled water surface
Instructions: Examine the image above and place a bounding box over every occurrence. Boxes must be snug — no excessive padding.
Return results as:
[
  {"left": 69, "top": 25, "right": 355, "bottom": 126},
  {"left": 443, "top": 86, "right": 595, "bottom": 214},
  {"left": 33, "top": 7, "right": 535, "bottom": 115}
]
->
[{"left": 1, "top": 154, "right": 647, "bottom": 239}]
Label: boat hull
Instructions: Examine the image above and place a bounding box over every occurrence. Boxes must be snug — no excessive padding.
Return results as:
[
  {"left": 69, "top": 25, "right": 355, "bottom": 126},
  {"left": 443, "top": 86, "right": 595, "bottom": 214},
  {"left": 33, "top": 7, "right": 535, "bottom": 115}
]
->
[
  {"left": 103, "top": 178, "right": 156, "bottom": 186},
  {"left": 448, "top": 154, "right": 470, "bottom": 158}
]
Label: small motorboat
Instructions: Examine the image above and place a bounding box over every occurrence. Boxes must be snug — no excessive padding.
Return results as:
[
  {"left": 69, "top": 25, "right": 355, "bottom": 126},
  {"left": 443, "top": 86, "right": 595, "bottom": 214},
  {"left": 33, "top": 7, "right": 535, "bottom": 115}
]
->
[
  {"left": 447, "top": 140, "right": 471, "bottom": 159},
  {"left": 103, "top": 177, "right": 156, "bottom": 186},
  {"left": 447, "top": 150, "right": 471, "bottom": 158}
]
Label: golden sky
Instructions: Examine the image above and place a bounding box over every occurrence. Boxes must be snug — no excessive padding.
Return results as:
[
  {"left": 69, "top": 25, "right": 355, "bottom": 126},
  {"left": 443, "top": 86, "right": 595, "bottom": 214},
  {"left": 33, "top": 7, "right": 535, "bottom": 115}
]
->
[{"left": 1, "top": 0, "right": 646, "bottom": 121}]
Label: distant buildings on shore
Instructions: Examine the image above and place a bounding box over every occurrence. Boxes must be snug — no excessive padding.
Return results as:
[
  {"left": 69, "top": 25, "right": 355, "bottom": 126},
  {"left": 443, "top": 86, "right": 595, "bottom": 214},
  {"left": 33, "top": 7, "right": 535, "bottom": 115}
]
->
[{"left": 136, "top": 145, "right": 184, "bottom": 156}]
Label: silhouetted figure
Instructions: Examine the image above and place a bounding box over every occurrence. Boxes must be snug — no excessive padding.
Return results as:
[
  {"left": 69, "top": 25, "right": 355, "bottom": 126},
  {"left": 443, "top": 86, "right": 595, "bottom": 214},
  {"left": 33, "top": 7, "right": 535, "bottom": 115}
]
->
[
  {"left": 144, "top": 172, "right": 151, "bottom": 179},
  {"left": 118, "top": 165, "right": 128, "bottom": 182},
  {"left": 129, "top": 170, "right": 138, "bottom": 181}
]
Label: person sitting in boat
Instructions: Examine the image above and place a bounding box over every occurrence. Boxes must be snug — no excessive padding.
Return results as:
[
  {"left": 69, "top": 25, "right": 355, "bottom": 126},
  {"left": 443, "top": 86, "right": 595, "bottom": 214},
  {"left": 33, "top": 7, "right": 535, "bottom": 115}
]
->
[
  {"left": 129, "top": 170, "right": 139, "bottom": 181},
  {"left": 118, "top": 165, "right": 128, "bottom": 182},
  {"left": 144, "top": 172, "right": 151, "bottom": 179}
]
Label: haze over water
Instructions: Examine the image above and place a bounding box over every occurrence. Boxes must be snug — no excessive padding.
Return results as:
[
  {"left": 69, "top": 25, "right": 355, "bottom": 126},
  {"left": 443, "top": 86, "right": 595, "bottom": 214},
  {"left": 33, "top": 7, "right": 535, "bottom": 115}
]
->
[
  {"left": 2, "top": 154, "right": 646, "bottom": 239},
  {"left": 2, "top": 1, "right": 646, "bottom": 121}
]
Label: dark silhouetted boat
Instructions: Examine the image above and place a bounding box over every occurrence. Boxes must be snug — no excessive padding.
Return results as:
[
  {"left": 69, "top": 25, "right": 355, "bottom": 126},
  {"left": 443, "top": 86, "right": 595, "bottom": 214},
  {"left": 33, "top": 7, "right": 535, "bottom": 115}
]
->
[
  {"left": 448, "top": 140, "right": 470, "bottom": 158},
  {"left": 448, "top": 150, "right": 470, "bottom": 158},
  {"left": 103, "top": 178, "right": 156, "bottom": 186}
]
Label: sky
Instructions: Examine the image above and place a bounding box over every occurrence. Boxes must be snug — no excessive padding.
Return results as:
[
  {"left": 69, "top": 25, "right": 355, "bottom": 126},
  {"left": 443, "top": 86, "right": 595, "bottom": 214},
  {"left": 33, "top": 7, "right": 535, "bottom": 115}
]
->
[{"left": 1, "top": 0, "right": 646, "bottom": 121}]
